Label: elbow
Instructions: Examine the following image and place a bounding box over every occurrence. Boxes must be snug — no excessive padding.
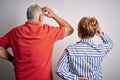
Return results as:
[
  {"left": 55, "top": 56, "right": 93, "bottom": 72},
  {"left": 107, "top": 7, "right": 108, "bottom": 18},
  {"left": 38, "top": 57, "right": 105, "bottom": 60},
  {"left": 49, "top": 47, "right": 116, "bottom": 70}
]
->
[
  {"left": 56, "top": 66, "right": 63, "bottom": 76},
  {"left": 56, "top": 69, "right": 64, "bottom": 79},
  {"left": 64, "top": 26, "right": 74, "bottom": 37},
  {"left": 110, "top": 40, "right": 114, "bottom": 49},
  {"left": 56, "top": 69, "right": 60, "bottom": 77},
  {"left": 70, "top": 27, "right": 74, "bottom": 34},
  {"left": 68, "top": 27, "right": 74, "bottom": 36},
  {"left": 111, "top": 42, "right": 115, "bottom": 49},
  {"left": 56, "top": 70, "right": 59, "bottom": 75}
]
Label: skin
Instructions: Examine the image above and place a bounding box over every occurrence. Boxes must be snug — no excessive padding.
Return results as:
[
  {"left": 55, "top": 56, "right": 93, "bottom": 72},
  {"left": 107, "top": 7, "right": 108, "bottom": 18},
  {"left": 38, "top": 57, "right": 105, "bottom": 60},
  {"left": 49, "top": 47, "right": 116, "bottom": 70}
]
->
[
  {"left": 96, "top": 27, "right": 103, "bottom": 37},
  {"left": 42, "top": 6, "right": 74, "bottom": 37},
  {"left": 0, "top": 47, "right": 14, "bottom": 62},
  {"left": 78, "top": 77, "right": 89, "bottom": 80}
]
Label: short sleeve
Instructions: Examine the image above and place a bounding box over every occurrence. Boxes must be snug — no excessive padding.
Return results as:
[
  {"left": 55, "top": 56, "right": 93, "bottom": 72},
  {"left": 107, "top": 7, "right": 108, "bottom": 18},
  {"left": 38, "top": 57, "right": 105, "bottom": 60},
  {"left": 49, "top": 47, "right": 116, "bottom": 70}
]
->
[
  {"left": 52, "top": 27, "right": 64, "bottom": 41},
  {"left": 43, "top": 24, "right": 64, "bottom": 42},
  {"left": 0, "top": 30, "right": 12, "bottom": 49}
]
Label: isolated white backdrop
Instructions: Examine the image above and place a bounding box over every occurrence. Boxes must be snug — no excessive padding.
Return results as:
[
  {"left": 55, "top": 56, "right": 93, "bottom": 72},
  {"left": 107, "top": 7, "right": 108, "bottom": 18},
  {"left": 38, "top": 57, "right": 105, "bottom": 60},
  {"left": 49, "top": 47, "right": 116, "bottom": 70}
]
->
[{"left": 0, "top": 0, "right": 120, "bottom": 80}]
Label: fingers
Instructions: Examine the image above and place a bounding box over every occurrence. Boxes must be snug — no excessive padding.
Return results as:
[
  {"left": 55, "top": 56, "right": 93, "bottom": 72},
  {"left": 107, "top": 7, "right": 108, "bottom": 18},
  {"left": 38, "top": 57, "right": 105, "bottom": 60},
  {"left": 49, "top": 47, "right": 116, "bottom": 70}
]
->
[
  {"left": 97, "top": 27, "right": 102, "bottom": 33},
  {"left": 42, "top": 6, "right": 55, "bottom": 18},
  {"left": 96, "top": 27, "right": 103, "bottom": 37},
  {"left": 78, "top": 77, "right": 88, "bottom": 80},
  {"left": 42, "top": 6, "right": 48, "bottom": 12},
  {"left": 97, "top": 27, "right": 102, "bottom": 30},
  {"left": 42, "top": 6, "right": 52, "bottom": 14},
  {"left": 42, "top": 6, "right": 51, "bottom": 17},
  {"left": 42, "top": 7, "right": 48, "bottom": 16}
]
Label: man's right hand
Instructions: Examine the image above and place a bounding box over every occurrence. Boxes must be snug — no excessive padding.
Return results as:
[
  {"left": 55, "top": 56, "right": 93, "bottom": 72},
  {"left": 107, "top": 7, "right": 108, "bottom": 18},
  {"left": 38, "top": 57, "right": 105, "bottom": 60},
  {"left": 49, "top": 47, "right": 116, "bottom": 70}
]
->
[
  {"left": 42, "top": 6, "right": 74, "bottom": 37},
  {"left": 42, "top": 6, "right": 56, "bottom": 18},
  {"left": 78, "top": 77, "right": 89, "bottom": 80}
]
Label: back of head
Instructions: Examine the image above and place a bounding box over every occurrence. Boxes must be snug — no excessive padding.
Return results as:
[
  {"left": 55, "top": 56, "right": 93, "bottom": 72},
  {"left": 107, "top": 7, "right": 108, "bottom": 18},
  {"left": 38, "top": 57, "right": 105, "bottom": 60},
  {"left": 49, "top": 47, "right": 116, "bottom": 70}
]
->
[
  {"left": 78, "top": 17, "right": 99, "bottom": 39},
  {"left": 27, "top": 4, "right": 43, "bottom": 20}
]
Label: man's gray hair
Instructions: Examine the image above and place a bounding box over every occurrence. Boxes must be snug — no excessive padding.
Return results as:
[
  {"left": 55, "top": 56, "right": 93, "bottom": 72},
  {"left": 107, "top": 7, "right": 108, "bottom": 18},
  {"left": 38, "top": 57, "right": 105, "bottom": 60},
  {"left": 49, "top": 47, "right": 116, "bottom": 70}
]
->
[{"left": 27, "top": 4, "right": 43, "bottom": 20}]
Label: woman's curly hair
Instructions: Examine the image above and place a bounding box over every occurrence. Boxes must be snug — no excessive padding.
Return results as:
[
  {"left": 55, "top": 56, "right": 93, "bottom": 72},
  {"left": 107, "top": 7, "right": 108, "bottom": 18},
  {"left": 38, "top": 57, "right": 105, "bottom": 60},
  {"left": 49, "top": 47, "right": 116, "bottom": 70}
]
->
[{"left": 78, "top": 17, "right": 99, "bottom": 39}]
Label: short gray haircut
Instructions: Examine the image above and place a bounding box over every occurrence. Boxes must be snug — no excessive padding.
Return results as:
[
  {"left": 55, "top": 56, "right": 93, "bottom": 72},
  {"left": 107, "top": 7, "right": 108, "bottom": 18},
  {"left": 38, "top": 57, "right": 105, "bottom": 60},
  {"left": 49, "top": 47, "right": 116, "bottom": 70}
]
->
[{"left": 27, "top": 4, "right": 43, "bottom": 20}]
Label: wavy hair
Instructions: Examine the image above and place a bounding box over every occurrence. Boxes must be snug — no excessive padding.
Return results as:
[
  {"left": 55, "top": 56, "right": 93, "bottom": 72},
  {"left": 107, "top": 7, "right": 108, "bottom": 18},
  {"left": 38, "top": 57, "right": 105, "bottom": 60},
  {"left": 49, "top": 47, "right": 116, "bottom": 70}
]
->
[{"left": 78, "top": 17, "right": 99, "bottom": 39}]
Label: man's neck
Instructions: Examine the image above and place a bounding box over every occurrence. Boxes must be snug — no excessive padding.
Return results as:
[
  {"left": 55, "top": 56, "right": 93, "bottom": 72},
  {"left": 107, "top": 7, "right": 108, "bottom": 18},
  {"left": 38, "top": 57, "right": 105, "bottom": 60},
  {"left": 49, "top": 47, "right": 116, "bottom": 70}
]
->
[{"left": 27, "top": 20, "right": 42, "bottom": 26}]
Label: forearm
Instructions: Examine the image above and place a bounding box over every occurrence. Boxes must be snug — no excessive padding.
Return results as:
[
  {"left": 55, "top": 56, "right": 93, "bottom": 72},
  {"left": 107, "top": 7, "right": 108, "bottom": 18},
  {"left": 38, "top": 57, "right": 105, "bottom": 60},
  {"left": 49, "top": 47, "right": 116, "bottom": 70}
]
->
[
  {"left": 42, "top": 6, "right": 74, "bottom": 37},
  {"left": 53, "top": 14, "right": 74, "bottom": 36},
  {"left": 101, "top": 33, "right": 114, "bottom": 45},
  {"left": 53, "top": 14, "right": 71, "bottom": 27},
  {"left": 0, "top": 47, "right": 14, "bottom": 62},
  {"left": 98, "top": 33, "right": 114, "bottom": 52},
  {"left": 56, "top": 52, "right": 77, "bottom": 80},
  {"left": 56, "top": 62, "right": 78, "bottom": 80}
]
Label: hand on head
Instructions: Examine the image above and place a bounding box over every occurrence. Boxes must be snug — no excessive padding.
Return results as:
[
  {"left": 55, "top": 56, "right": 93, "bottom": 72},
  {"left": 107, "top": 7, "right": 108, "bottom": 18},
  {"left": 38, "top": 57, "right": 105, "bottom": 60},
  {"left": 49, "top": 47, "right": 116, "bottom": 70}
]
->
[
  {"left": 42, "top": 6, "right": 56, "bottom": 18},
  {"left": 96, "top": 27, "right": 103, "bottom": 37}
]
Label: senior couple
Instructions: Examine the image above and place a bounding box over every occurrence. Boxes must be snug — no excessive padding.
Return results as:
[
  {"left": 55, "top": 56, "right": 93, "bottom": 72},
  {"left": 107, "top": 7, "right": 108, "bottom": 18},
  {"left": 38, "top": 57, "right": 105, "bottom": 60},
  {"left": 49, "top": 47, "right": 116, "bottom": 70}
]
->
[{"left": 0, "top": 4, "right": 114, "bottom": 80}]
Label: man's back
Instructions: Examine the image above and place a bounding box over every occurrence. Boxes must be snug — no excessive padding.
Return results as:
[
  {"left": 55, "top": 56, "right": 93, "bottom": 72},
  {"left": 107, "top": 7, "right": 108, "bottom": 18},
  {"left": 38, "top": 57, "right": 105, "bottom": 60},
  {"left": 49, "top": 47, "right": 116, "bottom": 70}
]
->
[
  {"left": 0, "top": 5, "right": 74, "bottom": 80},
  {"left": 4, "top": 21, "right": 64, "bottom": 80}
]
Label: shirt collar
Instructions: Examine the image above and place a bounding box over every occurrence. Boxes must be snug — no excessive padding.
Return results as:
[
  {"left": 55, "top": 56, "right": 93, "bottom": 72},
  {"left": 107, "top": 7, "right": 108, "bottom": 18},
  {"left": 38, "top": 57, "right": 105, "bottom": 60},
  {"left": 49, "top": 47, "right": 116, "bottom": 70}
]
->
[
  {"left": 25, "top": 21, "right": 42, "bottom": 26},
  {"left": 77, "top": 39, "right": 94, "bottom": 44}
]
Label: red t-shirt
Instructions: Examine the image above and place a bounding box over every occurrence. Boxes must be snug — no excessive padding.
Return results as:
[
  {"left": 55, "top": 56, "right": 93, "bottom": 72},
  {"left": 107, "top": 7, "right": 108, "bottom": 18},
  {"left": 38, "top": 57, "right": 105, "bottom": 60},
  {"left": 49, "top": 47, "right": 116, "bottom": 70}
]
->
[{"left": 0, "top": 21, "right": 64, "bottom": 80}]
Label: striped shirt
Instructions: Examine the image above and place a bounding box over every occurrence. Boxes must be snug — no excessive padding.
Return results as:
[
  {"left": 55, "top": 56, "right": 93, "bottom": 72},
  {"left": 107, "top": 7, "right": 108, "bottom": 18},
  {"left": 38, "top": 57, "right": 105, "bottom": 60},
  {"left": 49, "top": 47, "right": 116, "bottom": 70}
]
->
[{"left": 56, "top": 33, "right": 114, "bottom": 80}]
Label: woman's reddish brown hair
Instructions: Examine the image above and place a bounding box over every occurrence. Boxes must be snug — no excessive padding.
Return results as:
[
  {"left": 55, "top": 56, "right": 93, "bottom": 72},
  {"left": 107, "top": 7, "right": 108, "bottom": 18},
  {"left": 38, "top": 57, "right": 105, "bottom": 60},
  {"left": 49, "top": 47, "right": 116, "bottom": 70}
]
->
[{"left": 78, "top": 17, "right": 99, "bottom": 39}]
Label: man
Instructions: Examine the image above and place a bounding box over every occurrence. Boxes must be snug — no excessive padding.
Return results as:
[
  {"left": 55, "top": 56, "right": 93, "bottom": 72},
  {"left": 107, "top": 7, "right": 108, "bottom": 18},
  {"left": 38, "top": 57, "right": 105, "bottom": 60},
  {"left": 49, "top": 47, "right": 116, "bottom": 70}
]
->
[{"left": 0, "top": 4, "right": 74, "bottom": 80}]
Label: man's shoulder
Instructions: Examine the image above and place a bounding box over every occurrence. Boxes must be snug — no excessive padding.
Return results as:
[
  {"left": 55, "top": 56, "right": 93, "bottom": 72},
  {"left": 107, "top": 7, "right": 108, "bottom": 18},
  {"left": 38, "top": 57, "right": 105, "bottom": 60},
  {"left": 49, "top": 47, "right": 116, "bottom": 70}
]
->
[
  {"left": 9, "top": 24, "right": 25, "bottom": 32},
  {"left": 42, "top": 24, "right": 52, "bottom": 28},
  {"left": 43, "top": 24, "right": 61, "bottom": 28}
]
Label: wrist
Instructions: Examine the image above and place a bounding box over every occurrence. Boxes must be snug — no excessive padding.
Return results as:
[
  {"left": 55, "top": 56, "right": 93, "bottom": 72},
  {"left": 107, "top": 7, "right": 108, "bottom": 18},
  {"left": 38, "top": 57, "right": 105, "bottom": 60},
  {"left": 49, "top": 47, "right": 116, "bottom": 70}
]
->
[
  {"left": 99, "top": 32, "right": 104, "bottom": 37},
  {"left": 52, "top": 14, "right": 59, "bottom": 19}
]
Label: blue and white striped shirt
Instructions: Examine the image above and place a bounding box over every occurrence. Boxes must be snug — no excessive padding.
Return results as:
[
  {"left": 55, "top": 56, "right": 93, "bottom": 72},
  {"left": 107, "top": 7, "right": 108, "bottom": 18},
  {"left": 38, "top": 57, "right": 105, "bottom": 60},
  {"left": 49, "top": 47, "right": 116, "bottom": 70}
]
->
[{"left": 56, "top": 33, "right": 114, "bottom": 80}]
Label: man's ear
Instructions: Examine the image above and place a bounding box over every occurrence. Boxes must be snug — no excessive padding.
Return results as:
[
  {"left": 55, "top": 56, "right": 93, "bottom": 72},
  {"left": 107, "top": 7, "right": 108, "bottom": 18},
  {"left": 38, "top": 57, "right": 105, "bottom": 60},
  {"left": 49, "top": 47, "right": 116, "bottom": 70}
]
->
[{"left": 39, "top": 14, "right": 43, "bottom": 22}]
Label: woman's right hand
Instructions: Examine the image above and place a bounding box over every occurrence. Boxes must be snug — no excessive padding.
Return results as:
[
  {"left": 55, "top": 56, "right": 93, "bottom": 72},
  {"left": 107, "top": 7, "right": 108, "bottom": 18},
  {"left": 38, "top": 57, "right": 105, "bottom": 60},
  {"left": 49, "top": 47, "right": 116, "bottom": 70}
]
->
[{"left": 96, "top": 27, "right": 103, "bottom": 37}]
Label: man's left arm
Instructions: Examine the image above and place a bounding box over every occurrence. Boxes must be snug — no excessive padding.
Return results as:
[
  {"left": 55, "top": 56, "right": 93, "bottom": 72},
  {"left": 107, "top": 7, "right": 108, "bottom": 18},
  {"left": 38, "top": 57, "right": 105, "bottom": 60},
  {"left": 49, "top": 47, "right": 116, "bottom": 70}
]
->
[{"left": 0, "top": 29, "right": 14, "bottom": 62}]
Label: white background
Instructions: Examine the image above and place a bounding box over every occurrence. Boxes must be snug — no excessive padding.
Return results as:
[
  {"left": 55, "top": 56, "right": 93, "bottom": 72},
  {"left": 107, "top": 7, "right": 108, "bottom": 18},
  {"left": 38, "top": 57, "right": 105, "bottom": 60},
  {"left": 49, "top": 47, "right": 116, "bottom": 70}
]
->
[{"left": 0, "top": 0, "right": 120, "bottom": 80}]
